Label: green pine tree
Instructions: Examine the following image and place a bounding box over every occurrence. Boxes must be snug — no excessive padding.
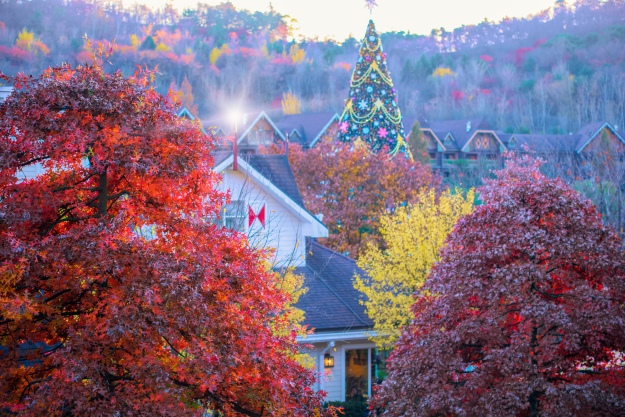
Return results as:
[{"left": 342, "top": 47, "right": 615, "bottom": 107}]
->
[
  {"left": 337, "top": 20, "right": 411, "bottom": 159},
  {"left": 140, "top": 35, "right": 157, "bottom": 50}
]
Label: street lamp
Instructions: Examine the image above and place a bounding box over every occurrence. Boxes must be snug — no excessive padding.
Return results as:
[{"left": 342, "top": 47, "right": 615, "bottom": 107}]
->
[{"left": 228, "top": 110, "right": 241, "bottom": 171}]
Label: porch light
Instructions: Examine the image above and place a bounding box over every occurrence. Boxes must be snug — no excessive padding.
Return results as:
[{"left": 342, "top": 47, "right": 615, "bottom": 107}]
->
[{"left": 324, "top": 353, "right": 334, "bottom": 368}]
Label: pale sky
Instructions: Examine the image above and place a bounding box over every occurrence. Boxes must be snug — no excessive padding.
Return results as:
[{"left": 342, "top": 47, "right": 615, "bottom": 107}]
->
[{"left": 139, "top": 0, "right": 558, "bottom": 41}]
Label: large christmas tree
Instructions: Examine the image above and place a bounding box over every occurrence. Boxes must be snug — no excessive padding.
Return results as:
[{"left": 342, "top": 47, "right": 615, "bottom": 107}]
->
[{"left": 337, "top": 19, "right": 410, "bottom": 158}]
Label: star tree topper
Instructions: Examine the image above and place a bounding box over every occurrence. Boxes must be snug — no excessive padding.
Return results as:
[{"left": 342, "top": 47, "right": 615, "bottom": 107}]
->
[{"left": 364, "top": 0, "right": 378, "bottom": 13}]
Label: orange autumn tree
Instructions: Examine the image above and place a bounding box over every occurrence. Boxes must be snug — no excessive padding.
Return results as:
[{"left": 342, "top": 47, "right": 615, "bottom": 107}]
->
[
  {"left": 288, "top": 138, "right": 438, "bottom": 257},
  {"left": 0, "top": 63, "right": 331, "bottom": 417},
  {"left": 179, "top": 75, "right": 198, "bottom": 116}
]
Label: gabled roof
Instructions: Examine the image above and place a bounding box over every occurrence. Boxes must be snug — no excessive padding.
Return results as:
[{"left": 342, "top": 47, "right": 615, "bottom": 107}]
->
[
  {"left": 212, "top": 150, "right": 232, "bottom": 167},
  {"left": 575, "top": 121, "right": 607, "bottom": 151},
  {"left": 295, "top": 240, "right": 372, "bottom": 333},
  {"left": 177, "top": 107, "right": 197, "bottom": 120},
  {"left": 238, "top": 111, "right": 286, "bottom": 144},
  {"left": 276, "top": 113, "right": 339, "bottom": 148},
  {"left": 511, "top": 132, "right": 579, "bottom": 153},
  {"left": 205, "top": 111, "right": 286, "bottom": 144},
  {"left": 506, "top": 122, "right": 624, "bottom": 154},
  {"left": 441, "top": 132, "right": 457, "bottom": 149},
  {"left": 461, "top": 129, "right": 507, "bottom": 153},
  {"left": 177, "top": 107, "right": 208, "bottom": 135},
  {"left": 214, "top": 153, "right": 327, "bottom": 236},
  {"left": 243, "top": 154, "right": 305, "bottom": 207},
  {"left": 402, "top": 116, "right": 447, "bottom": 151},
  {"left": 575, "top": 121, "right": 625, "bottom": 153},
  {"left": 204, "top": 115, "right": 230, "bottom": 137},
  {"left": 423, "top": 119, "right": 490, "bottom": 150},
  {"left": 497, "top": 132, "right": 514, "bottom": 144}
]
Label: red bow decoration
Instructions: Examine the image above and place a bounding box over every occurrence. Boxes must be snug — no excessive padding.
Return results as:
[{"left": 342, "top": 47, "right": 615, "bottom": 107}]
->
[{"left": 248, "top": 204, "right": 266, "bottom": 228}]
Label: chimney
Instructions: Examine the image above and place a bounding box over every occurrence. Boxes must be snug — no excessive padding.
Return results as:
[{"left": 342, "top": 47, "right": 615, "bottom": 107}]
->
[{"left": 285, "top": 132, "right": 289, "bottom": 156}]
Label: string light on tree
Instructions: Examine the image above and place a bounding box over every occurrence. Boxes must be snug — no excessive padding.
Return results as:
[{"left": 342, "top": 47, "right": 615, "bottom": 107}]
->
[{"left": 336, "top": 19, "right": 411, "bottom": 159}]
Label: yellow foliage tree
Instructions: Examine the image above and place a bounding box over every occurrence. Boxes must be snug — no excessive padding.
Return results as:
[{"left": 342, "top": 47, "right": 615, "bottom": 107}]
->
[
  {"left": 155, "top": 42, "right": 170, "bottom": 52},
  {"left": 260, "top": 44, "right": 270, "bottom": 59},
  {"left": 15, "top": 28, "right": 49, "bottom": 55},
  {"left": 354, "top": 188, "right": 475, "bottom": 349},
  {"left": 289, "top": 43, "right": 305, "bottom": 64},
  {"left": 15, "top": 28, "right": 34, "bottom": 49},
  {"left": 271, "top": 266, "right": 315, "bottom": 369},
  {"left": 209, "top": 47, "right": 221, "bottom": 65},
  {"left": 209, "top": 44, "right": 229, "bottom": 65},
  {"left": 432, "top": 66, "right": 453, "bottom": 77},
  {"left": 281, "top": 91, "right": 301, "bottom": 115},
  {"left": 130, "top": 34, "right": 141, "bottom": 49}
]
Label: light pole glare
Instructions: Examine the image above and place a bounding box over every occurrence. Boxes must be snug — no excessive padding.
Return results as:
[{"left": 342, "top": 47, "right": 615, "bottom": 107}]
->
[
  {"left": 228, "top": 109, "right": 241, "bottom": 134},
  {"left": 228, "top": 109, "right": 241, "bottom": 171}
]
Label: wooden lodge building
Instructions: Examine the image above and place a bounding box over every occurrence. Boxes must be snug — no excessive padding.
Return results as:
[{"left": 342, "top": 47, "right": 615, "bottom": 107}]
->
[
  {"left": 401, "top": 117, "right": 625, "bottom": 177},
  {"left": 197, "top": 107, "right": 625, "bottom": 179}
]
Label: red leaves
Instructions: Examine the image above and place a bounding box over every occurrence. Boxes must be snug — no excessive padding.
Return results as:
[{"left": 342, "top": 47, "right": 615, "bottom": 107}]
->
[
  {"left": 372, "top": 154, "right": 625, "bottom": 416},
  {"left": 287, "top": 137, "right": 438, "bottom": 257},
  {"left": 0, "top": 63, "right": 331, "bottom": 416}
]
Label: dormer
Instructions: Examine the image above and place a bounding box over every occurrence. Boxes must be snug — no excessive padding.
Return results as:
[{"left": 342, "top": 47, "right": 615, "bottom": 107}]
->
[{"left": 238, "top": 112, "right": 286, "bottom": 149}]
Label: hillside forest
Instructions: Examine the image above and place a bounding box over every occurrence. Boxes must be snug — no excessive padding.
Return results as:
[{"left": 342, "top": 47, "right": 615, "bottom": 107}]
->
[{"left": 1, "top": 0, "right": 625, "bottom": 134}]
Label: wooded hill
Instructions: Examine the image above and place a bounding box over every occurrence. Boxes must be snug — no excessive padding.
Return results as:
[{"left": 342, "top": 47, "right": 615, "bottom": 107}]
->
[{"left": 1, "top": 0, "right": 624, "bottom": 134}]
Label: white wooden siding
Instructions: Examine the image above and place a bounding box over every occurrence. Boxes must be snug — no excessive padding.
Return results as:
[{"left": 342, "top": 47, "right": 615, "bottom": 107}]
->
[
  {"left": 306, "top": 339, "right": 376, "bottom": 402},
  {"left": 17, "top": 163, "right": 45, "bottom": 181},
  {"left": 219, "top": 169, "right": 306, "bottom": 267}
]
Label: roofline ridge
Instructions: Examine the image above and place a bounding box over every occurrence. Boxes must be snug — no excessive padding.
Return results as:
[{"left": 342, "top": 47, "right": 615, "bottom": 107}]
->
[
  {"left": 310, "top": 240, "right": 357, "bottom": 264},
  {"left": 213, "top": 156, "right": 327, "bottom": 232}
]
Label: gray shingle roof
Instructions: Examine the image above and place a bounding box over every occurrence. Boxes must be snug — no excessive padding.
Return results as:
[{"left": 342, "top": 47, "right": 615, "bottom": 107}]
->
[
  {"left": 295, "top": 240, "right": 372, "bottom": 333},
  {"left": 424, "top": 119, "right": 491, "bottom": 150},
  {"left": 204, "top": 111, "right": 284, "bottom": 140},
  {"left": 513, "top": 133, "right": 579, "bottom": 153},
  {"left": 242, "top": 154, "right": 305, "bottom": 207},
  {"left": 497, "top": 132, "right": 514, "bottom": 144},
  {"left": 276, "top": 113, "right": 338, "bottom": 148},
  {"left": 430, "top": 119, "right": 489, "bottom": 149},
  {"left": 575, "top": 121, "right": 609, "bottom": 151},
  {"left": 506, "top": 122, "right": 621, "bottom": 154}
]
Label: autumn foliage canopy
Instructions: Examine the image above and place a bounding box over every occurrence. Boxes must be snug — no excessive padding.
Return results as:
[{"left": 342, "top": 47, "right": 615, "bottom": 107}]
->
[
  {"left": 288, "top": 138, "right": 437, "bottom": 257},
  {"left": 372, "top": 155, "right": 625, "bottom": 416},
  {"left": 355, "top": 188, "right": 474, "bottom": 349},
  {"left": 0, "top": 63, "right": 328, "bottom": 416}
]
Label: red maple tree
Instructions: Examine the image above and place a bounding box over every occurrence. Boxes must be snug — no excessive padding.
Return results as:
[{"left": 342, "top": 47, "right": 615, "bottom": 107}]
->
[
  {"left": 286, "top": 138, "right": 438, "bottom": 257},
  {"left": 371, "top": 155, "right": 625, "bottom": 416},
  {"left": 0, "top": 63, "right": 330, "bottom": 416}
]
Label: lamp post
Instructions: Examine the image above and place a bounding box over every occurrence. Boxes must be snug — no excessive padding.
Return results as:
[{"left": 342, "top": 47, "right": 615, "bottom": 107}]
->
[{"left": 228, "top": 110, "right": 240, "bottom": 171}]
